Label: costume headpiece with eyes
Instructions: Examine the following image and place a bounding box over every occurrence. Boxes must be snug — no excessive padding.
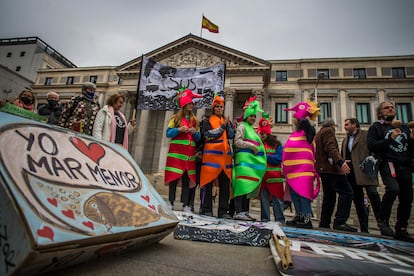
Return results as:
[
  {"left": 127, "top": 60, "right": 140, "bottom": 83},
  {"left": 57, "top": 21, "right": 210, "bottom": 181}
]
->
[{"left": 284, "top": 99, "right": 320, "bottom": 121}]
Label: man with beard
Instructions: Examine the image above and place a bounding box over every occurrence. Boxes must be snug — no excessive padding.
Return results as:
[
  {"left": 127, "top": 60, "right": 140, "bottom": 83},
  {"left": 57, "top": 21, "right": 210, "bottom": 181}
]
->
[
  {"left": 342, "top": 118, "right": 381, "bottom": 233},
  {"left": 367, "top": 101, "right": 414, "bottom": 242}
]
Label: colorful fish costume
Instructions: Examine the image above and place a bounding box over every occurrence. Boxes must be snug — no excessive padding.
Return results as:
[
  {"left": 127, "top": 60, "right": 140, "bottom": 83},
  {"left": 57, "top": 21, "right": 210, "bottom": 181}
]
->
[
  {"left": 233, "top": 97, "right": 267, "bottom": 198},
  {"left": 257, "top": 115, "right": 284, "bottom": 200},
  {"left": 282, "top": 100, "right": 321, "bottom": 200},
  {"left": 164, "top": 88, "right": 202, "bottom": 187}
]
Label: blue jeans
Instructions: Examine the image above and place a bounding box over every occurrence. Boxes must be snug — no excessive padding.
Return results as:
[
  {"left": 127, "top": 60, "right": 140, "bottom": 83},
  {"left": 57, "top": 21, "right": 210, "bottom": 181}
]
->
[
  {"left": 289, "top": 188, "right": 313, "bottom": 217},
  {"left": 260, "top": 188, "right": 285, "bottom": 223}
]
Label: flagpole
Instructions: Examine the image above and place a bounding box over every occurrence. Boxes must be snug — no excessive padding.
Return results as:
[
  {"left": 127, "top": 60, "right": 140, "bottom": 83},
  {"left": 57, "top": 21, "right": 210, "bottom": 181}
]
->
[{"left": 200, "top": 13, "right": 203, "bottom": 38}]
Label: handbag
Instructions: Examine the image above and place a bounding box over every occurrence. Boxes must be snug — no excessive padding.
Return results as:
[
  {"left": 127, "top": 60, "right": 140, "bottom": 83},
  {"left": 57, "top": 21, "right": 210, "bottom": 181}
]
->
[{"left": 359, "top": 155, "right": 379, "bottom": 177}]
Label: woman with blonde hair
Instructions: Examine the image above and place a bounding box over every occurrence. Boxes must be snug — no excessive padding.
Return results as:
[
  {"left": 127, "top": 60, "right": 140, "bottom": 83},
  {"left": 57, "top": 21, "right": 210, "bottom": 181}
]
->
[
  {"left": 93, "top": 93, "right": 136, "bottom": 150},
  {"left": 164, "top": 88, "right": 202, "bottom": 211}
]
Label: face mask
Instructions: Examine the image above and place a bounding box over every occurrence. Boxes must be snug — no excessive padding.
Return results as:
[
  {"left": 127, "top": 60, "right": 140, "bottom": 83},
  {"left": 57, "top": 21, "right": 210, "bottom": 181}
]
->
[
  {"left": 20, "top": 96, "right": 32, "bottom": 105},
  {"left": 383, "top": 115, "right": 395, "bottom": 122},
  {"left": 85, "top": 92, "right": 95, "bottom": 100},
  {"left": 48, "top": 100, "right": 58, "bottom": 106}
]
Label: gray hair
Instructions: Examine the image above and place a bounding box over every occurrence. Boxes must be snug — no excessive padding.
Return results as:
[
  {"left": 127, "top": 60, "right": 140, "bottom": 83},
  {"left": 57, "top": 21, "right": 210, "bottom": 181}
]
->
[
  {"left": 47, "top": 91, "right": 59, "bottom": 99},
  {"left": 82, "top": 82, "right": 96, "bottom": 90},
  {"left": 322, "top": 117, "right": 336, "bottom": 128}
]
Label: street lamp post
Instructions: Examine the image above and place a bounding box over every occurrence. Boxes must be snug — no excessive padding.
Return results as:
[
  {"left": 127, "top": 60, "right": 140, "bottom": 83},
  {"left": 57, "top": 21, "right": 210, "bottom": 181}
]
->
[{"left": 314, "top": 72, "right": 325, "bottom": 103}]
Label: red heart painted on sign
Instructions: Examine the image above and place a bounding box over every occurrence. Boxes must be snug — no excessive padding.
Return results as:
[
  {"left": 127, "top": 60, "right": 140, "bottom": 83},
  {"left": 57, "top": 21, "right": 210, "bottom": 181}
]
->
[
  {"left": 70, "top": 137, "right": 105, "bottom": 165},
  {"left": 47, "top": 198, "right": 58, "bottom": 207},
  {"left": 82, "top": 221, "right": 94, "bottom": 230},
  {"left": 37, "top": 226, "right": 54, "bottom": 241},
  {"left": 141, "top": 195, "right": 150, "bottom": 202},
  {"left": 148, "top": 204, "right": 156, "bottom": 211},
  {"left": 62, "top": 209, "right": 75, "bottom": 219}
]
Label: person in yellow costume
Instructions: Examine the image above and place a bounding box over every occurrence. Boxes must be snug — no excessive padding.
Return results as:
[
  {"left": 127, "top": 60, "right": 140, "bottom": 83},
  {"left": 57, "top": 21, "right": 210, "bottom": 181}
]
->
[{"left": 199, "top": 94, "right": 234, "bottom": 218}]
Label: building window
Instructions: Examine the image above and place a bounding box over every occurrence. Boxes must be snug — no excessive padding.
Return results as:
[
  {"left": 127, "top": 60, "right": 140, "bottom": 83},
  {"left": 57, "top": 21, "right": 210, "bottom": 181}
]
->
[
  {"left": 317, "top": 69, "right": 329, "bottom": 79},
  {"left": 353, "top": 68, "right": 366, "bottom": 79},
  {"left": 89, "top": 76, "right": 98, "bottom": 83},
  {"left": 392, "top": 67, "right": 405, "bottom": 78},
  {"left": 276, "top": 71, "right": 287, "bottom": 82},
  {"left": 318, "top": 103, "right": 331, "bottom": 123},
  {"left": 15, "top": 66, "right": 21, "bottom": 72},
  {"left": 6, "top": 52, "right": 12, "bottom": 58},
  {"left": 275, "top": 103, "right": 288, "bottom": 123},
  {"left": 396, "top": 103, "right": 412, "bottom": 123},
  {"left": 44, "top": 77, "right": 53, "bottom": 85},
  {"left": 118, "top": 77, "right": 123, "bottom": 85},
  {"left": 66, "top": 76, "right": 74, "bottom": 85},
  {"left": 20, "top": 51, "right": 26, "bottom": 57},
  {"left": 356, "top": 103, "right": 371, "bottom": 124}
]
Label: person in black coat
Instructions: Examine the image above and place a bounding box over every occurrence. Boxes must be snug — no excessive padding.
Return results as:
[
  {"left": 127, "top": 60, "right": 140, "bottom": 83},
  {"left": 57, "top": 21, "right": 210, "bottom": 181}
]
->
[
  {"left": 367, "top": 101, "right": 414, "bottom": 242},
  {"left": 38, "top": 91, "right": 63, "bottom": 125}
]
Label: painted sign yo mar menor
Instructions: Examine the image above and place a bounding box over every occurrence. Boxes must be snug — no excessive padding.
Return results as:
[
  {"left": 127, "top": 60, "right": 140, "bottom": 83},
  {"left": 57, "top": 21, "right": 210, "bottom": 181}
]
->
[{"left": 0, "top": 111, "right": 178, "bottom": 275}]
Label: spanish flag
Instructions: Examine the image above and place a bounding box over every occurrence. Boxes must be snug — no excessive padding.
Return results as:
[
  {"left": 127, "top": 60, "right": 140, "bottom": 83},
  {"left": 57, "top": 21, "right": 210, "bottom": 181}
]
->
[{"left": 202, "top": 15, "right": 219, "bottom": 33}]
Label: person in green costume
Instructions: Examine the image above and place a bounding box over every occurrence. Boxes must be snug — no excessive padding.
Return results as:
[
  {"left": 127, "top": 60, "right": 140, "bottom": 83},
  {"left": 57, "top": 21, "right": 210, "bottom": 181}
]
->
[{"left": 232, "top": 96, "right": 267, "bottom": 221}]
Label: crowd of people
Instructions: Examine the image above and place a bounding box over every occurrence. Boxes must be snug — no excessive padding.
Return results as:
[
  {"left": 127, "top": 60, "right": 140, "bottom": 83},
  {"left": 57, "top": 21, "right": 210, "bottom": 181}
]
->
[
  {"left": 0, "top": 82, "right": 136, "bottom": 150},
  {"left": 1, "top": 84, "right": 413, "bottom": 242}
]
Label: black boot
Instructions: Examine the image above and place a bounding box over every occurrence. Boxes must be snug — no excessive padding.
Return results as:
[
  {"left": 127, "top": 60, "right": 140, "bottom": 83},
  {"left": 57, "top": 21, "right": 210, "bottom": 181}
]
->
[
  {"left": 296, "top": 216, "right": 313, "bottom": 229},
  {"left": 286, "top": 215, "right": 301, "bottom": 226},
  {"left": 378, "top": 220, "right": 394, "bottom": 237},
  {"left": 394, "top": 227, "right": 414, "bottom": 243}
]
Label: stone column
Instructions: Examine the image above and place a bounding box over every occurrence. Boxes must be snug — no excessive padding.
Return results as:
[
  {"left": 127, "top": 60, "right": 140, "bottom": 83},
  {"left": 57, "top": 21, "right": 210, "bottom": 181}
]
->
[
  {"left": 158, "top": 110, "right": 174, "bottom": 172},
  {"left": 252, "top": 88, "right": 264, "bottom": 124},
  {"left": 303, "top": 89, "right": 310, "bottom": 101},
  {"left": 132, "top": 109, "right": 149, "bottom": 166},
  {"left": 339, "top": 89, "right": 347, "bottom": 130},
  {"left": 196, "top": 108, "right": 206, "bottom": 121},
  {"left": 224, "top": 88, "right": 235, "bottom": 120},
  {"left": 377, "top": 89, "right": 386, "bottom": 103}
]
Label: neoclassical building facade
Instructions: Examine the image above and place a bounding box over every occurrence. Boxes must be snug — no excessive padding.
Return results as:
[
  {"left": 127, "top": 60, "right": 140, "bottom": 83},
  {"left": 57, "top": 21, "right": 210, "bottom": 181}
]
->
[{"left": 30, "top": 34, "right": 414, "bottom": 174}]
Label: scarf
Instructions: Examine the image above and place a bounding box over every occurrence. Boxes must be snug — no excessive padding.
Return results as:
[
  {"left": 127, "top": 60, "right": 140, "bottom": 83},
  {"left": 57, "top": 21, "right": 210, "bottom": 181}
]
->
[{"left": 108, "top": 105, "right": 129, "bottom": 150}]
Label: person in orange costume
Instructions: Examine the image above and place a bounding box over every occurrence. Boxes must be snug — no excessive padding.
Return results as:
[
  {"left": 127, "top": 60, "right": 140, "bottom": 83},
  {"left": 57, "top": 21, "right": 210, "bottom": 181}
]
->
[
  {"left": 165, "top": 88, "right": 202, "bottom": 211},
  {"left": 199, "top": 94, "right": 234, "bottom": 218}
]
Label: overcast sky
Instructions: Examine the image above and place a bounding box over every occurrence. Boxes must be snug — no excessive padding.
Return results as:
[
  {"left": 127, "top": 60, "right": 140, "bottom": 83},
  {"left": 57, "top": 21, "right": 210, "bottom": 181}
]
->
[{"left": 1, "top": 0, "right": 413, "bottom": 67}]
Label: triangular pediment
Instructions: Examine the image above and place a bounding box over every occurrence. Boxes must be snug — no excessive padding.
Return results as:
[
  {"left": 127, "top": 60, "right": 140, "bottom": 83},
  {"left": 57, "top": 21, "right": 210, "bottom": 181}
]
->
[{"left": 116, "top": 34, "right": 270, "bottom": 77}]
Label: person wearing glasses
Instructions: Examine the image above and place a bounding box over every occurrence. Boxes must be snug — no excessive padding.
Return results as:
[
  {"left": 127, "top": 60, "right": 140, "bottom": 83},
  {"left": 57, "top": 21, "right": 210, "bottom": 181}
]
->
[
  {"left": 199, "top": 94, "right": 234, "bottom": 218},
  {"left": 367, "top": 101, "right": 414, "bottom": 242}
]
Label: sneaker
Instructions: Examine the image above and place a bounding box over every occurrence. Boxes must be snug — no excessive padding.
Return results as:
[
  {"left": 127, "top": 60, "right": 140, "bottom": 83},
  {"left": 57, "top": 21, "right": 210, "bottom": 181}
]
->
[
  {"left": 333, "top": 223, "right": 358, "bottom": 232},
  {"left": 167, "top": 201, "right": 174, "bottom": 210},
  {"left": 244, "top": 212, "right": 256, "bottom": 221},
  {"left": 233, "top": 212, "right": 254, "bottom": 221},
  {"left": 296, "top": 217, "right": 313, "bottom": 229},
  {"left": 219, "top": 213, "right": 232, "bottom": 219},
  {"left": 378, "top": 221, "right": 394, "bottom": 237},
  {"left": 183, "top": 205, "right": 192, "bottom": 213},
  {"left": 286, "top": 215, "right": 301, "bottom": 226},
  {"left": 394, "top": 228, "right": 414, "bottom": 243}
]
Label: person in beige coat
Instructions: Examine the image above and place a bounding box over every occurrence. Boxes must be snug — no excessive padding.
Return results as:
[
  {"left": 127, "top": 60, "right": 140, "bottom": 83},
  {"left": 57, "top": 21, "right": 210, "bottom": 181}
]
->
[
  {"left": 92, "top": 93, "right": 135, "bottom": 150},
  {"left": 341, "top": 118, "right": 381, "bottom": 233}
]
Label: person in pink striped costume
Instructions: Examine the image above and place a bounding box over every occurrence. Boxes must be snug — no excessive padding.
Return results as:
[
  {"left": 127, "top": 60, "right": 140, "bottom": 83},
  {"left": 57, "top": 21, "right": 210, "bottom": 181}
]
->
[{"left": 282, "top": 100, "right": 320, "bottom": 229}]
